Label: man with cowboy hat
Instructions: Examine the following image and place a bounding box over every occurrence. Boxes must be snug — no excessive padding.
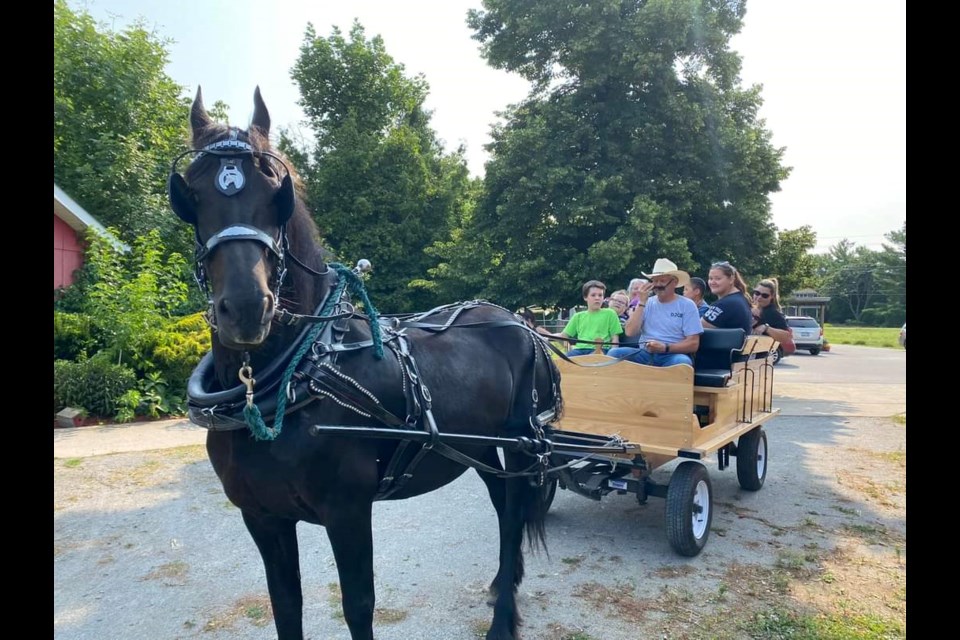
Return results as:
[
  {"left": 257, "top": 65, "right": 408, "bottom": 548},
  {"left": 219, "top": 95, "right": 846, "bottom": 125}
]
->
[{"left": 607, "top": 258, "right": 703, "bottom": 366}]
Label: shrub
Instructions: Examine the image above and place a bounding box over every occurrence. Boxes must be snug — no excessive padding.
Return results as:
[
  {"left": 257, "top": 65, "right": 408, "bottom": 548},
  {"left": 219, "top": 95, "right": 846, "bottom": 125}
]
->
[
  {"left": 54, "top": 359, "right": 84, "bottom": 414},
  {"left": 72, "top": 228, "right": 192, "bottom": 371},
  {"left": 54, "top": 354, "right": 138, "bottom": 418},
  {"left": 137, "top": 371, "right": 186, "bottom": 418},
  {"left": 54, "top": 312, "right": 102, "bottom": 360},
  {"left": 144, "top": 312, "right": 211, "bottom": 393},
  {"left": 114, "top": 389, "right": 142, "bottom": 423}
]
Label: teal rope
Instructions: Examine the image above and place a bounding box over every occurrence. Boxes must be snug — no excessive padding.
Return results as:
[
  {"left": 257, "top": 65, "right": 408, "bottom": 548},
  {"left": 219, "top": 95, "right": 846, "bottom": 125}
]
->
[
  {"left": 329, "top": 262, "right": 383, "bottom": 360},
  {"left": 243, "top": 263, "right": 383, "bottom": 440}
]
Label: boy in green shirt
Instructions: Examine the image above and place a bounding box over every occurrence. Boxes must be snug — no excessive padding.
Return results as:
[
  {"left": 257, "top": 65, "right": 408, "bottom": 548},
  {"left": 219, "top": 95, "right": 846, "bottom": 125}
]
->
[{"left": 559, "top": 280, "right": 623, "bottom": 356}]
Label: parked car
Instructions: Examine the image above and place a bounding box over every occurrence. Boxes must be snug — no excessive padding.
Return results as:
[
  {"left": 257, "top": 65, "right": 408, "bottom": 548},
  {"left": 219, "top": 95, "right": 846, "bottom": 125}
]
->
[
  {"left": 770, "top": 327, "right": 795, "bottom": 366},
  {"left": 899, "top": 323, "right": 906, "bottom": 349},
  {"left": 786, "top": 316, "right": 824, "bottom": 355}
]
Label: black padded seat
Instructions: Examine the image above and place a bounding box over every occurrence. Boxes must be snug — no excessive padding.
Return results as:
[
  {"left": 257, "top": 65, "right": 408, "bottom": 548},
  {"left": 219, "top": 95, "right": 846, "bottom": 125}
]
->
[{"left": 693, "top": 328, "right": 747, "bottom": 387}]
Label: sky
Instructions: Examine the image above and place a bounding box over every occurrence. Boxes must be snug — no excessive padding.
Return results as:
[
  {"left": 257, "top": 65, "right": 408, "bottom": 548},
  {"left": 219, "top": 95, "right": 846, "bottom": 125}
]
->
[{"left": 73, "top": 0, "right": 906, "bottom": 254}]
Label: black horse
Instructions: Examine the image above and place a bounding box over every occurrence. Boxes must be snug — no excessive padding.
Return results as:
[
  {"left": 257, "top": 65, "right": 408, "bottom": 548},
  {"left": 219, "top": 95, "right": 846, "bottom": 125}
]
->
[{"left": 167, "top": 87, "right": 563, "bottom": 640}]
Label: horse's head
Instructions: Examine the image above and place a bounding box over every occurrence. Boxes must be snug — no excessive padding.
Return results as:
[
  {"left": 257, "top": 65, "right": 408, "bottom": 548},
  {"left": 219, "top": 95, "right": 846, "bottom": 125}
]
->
[{"left": 168, "top": 87, "right": 300, "bottom": 350}]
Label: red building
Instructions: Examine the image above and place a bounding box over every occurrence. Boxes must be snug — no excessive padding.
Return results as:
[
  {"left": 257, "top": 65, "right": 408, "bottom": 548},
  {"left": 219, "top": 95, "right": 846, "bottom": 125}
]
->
[{"left": 53, "top": 184, "right": 127, "bottom": 290}]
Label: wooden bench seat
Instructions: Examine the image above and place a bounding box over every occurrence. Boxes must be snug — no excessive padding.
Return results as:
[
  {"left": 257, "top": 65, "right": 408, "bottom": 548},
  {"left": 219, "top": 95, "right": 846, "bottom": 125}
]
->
[{"left": 693, "top": 328, "right": 746, "bottom": 387}]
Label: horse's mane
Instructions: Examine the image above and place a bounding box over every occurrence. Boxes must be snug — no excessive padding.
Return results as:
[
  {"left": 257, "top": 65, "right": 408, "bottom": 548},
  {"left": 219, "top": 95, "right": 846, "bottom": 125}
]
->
[{"left": 188, "top": 121, "right": 330, "bottom": 314}]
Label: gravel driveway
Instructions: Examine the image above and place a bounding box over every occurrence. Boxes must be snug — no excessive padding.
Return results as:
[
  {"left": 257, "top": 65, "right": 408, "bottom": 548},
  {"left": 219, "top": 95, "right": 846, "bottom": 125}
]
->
[{"left": 54, "top": 346, "right": 906, "bottom": 639}]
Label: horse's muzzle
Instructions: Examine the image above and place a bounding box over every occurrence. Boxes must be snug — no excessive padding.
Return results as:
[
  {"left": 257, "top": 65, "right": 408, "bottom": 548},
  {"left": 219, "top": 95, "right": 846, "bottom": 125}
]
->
[{"left": 213, "top": 293, "right": 275, "bottom": 348}]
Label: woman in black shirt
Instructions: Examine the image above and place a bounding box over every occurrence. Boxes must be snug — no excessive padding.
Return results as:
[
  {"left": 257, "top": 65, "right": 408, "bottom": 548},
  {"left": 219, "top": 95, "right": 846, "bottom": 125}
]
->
[
  {"left": 702, "top": 261, "right": 753, "bottom": 334},
  {"left": 751, "top": 278, "right": 791, "bottom": 344}
]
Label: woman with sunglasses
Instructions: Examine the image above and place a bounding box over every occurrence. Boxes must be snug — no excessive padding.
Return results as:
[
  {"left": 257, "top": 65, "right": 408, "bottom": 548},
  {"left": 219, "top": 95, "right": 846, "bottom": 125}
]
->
[
  {"left": 750, "top": 278, "right": 791, "bottom": 342},
  {"left": 702, "top": 261, "right": 754, "bottom": 334}
]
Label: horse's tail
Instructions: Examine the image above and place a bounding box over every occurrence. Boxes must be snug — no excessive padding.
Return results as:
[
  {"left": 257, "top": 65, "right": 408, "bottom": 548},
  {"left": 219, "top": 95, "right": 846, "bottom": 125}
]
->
[{"left": 523, "top": 474, "right": 549, "bottom": 554}]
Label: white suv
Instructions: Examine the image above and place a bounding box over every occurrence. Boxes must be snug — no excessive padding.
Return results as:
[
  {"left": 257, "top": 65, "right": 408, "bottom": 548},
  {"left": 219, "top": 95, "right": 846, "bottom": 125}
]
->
[{"left": 786, "top": 316, "right": 824, "bottom": 355}]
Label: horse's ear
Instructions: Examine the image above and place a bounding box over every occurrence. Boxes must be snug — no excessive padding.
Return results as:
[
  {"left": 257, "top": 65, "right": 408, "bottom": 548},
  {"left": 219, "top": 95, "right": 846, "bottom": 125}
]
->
[
  {"left": 190, "top": 86, "right": 214, "bottom": 140},
  {"left": 274, "top": 174, "right": 296, "bottom": 225},
  {"left": 168, "top": 172, "right": 197, "bottom": 225},
  {"left": 251, "top": 86, "right": 271, "bottom": 136}
]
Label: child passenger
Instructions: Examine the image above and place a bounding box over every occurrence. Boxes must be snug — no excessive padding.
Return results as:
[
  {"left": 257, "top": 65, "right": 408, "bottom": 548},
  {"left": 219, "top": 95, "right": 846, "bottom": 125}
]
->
[{"left": 559, "top": 280, "right": 623, "bottom": 356}]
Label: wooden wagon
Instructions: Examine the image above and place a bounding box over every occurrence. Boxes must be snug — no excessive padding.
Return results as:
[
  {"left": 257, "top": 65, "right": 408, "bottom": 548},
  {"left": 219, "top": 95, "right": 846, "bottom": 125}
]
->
[{"left": 544, "top": 328, "right": 781, "bottom": 556}]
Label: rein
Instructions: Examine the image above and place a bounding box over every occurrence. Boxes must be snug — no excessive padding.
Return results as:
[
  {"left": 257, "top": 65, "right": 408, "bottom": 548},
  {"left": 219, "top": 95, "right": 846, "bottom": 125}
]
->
[{"left": 242, "top": 262, "right": 384, "bottom": 440}]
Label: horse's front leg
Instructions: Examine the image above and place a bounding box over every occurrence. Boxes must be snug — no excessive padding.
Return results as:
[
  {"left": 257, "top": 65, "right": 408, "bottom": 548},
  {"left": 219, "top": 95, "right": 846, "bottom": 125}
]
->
[
  {"left": 326, "top": 501, "right": 376, "bottom": 640},
  {"left": 241, "top": 511, "right": 304, "bottom": 640}
]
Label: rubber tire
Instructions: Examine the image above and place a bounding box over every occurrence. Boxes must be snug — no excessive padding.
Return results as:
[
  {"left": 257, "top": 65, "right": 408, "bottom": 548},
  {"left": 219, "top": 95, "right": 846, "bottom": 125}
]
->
[
  {"left": 736, "top": 427, "right": 768, "bottom": 491},
  {"left": 809, "top": 347, "right": 821, "bottom": 356},
  {"left": 540, "top": 476, "right": 558, "bottom": 513},
  {"left": 665, "top": 462, "right": 713, "bottom": 557},
  {"left": 771, "top": 347, "right": 783, "bottom": 365}
]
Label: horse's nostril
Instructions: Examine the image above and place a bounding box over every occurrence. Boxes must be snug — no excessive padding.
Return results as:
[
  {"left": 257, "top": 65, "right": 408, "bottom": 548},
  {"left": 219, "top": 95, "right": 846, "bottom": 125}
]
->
[
  {"left": 263, "top": 294, "right": 275, "bottom": 320},
  {"left": 217, "top": 298, "right": 233, "bottom": 319}
]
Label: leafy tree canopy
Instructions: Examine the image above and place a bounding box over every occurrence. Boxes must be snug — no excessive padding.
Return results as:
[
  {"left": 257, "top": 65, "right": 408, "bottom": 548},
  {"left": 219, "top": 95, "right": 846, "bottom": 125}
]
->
[
  {"left": 287, "top": 21, "right": 474, "bottom": 312},
  {"left": 753, "top": 225, "right": 818, "bottom": 301},
  {"left": 54, "top": 0, "right": 192, "bottom": 255},
  {"left": 424, "top": 0, "right": 789, "bottom": 310},
  {"left": 808, "top": 221, "right": 904, "bottom": 326}
]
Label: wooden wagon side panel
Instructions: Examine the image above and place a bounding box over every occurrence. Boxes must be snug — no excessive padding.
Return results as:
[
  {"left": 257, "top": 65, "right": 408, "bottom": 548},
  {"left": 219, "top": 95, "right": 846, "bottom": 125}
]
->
[
  {"left": 555, "top": 355, "right": 695, "bottom": 451},
  {"left": 737, "top": 335, "right": 778, "bottom": 420}
]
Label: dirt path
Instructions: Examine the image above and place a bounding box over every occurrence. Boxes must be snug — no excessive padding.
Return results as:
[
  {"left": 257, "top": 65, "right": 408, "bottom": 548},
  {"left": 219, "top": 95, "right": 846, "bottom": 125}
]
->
[{"left": 54, "top": 412, "right": 905, "bottom": 640}]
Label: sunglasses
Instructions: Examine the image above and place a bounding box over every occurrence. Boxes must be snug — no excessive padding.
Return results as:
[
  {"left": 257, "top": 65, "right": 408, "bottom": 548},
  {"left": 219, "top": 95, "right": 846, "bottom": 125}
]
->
[{"left": 752, "top": 290, "right": 771, "bottom": 299}]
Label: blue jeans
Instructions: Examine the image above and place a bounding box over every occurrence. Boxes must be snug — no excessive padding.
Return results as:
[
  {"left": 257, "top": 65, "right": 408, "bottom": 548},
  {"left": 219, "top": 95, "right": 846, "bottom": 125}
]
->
[
  {"left": 566, "top": 347, "right": 610, "bottom": 357},
  {"left": 606, "top": 346, "right": 692, "bottom": 367}
]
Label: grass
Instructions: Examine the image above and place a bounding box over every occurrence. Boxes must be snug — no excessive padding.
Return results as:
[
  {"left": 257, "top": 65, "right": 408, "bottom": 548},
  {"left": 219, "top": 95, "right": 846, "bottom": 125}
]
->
[
  {"left": 823, "top": 324, "right": 902, "bottom": 349},
  {"left": 142, "top": 560, "right": 189, "bottom": 584},
  {"left": 743, "top": 606, "right": 904, "bottom": 639},
  {"left": 202, "top": 594, "right": 273, "bottom": 631}
]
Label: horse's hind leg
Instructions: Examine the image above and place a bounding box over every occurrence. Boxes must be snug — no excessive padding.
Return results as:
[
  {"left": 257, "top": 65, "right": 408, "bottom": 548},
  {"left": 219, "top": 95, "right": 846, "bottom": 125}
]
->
[
  {"left": 325, "top": 501, "right": 376, "bottom": 640},
  {"left": 241, "top": 511, "right": 304, "bottom": 640},
  {"left": 485, "top": 449, "right": 541, "bottom": 640},
  {"left": 475, "top": 449, "right": 524, "bottom": 602}
]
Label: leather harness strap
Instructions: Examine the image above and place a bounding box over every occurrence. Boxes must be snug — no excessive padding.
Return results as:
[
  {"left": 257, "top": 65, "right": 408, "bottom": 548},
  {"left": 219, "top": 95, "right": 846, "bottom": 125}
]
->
[{"left": 188, "top": 299, "right": 563, "bottom": 497}]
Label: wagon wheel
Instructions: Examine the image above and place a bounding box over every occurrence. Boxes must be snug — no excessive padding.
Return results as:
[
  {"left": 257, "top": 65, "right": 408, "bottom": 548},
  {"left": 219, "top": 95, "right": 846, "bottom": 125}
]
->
[
  {"left": 539, "top": 476, "right": 559, "bottom": 513},
  {"left": 736, "top": 427, "right": 768, "bottom": 491},
  {"left": 665, "top": 462, "right": 713, "bottom": 557}
]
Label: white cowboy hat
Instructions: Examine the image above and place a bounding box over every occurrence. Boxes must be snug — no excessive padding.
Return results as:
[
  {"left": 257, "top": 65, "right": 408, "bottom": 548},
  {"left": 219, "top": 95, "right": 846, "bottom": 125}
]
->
[{"left": 641, "top": 258, "right": 690, "bottom": 289}]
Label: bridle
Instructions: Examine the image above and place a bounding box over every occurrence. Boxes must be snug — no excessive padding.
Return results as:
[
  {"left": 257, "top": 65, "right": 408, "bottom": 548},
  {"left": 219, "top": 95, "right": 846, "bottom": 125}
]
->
[{"left": 167, "top": 127, "right": 323, "bottom": 328}]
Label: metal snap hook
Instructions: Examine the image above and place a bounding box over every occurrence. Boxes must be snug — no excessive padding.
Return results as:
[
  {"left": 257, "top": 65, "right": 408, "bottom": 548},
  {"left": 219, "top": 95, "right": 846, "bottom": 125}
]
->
[{"left": 238, "top": 365, "right": 256, "bottom": 409}]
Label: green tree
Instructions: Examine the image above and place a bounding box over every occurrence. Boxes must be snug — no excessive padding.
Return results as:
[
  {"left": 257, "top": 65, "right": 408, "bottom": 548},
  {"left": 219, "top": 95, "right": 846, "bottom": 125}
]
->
[
  {"left": 818, "top": 240, "right": 883, "bottom": 324},
  {"left": 869, "top": 222, "right": 906, "bottom": 325},
  {"left": 425, "top": 0, "right": 788, "bottom": 310},
  {"left": 756, "top": 225, "right": 818, "bottom": 300},
  {"left": 54, "top": 0, "right": 192, "bottom": 255},
  {"left": 287, "top": 21, "right": 474, "bottom": 312}
]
